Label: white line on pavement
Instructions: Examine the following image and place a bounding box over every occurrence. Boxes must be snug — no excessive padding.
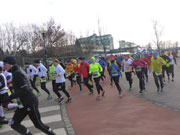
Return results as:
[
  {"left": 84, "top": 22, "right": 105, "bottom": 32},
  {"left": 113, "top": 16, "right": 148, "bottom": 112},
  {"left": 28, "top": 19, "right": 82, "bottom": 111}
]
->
[
  {"left": 34, "top": 128, "right": 67, "bottom": 135},
  {"left": 0, "top": 114, "right": 62, "bottom": 133},
  {"left": 5, "top": 105, "right": 60, "bottom": 119}
]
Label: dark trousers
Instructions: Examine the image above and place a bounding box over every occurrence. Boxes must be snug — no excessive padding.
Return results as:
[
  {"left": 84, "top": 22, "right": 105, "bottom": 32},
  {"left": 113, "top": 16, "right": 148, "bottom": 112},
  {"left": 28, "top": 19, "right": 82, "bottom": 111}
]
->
[
  {"left": 93, "top": 77, "right": 103, "bottom": 94},
  {"left": 125, "top": 72, "right": 133, "bottom": 88},
  {"left": 143, "top": 67, "right": 148, "bottom": 82},
  {"left": 153, "top": 72, "right": 163, "bottom": 89},
  {"left": 169, "top": 65, "right": 174, "bottom": 78},
  {"left": 11, "top": 100, "right": 55, "bottom": 135},
  {"left": 76, "top": 75, "right": 82, "bottom": 90},
  {"left": 108, "top": 70, "right": 113, "bottom": 84},
  {"left": 40, "top": 82, "right": 50, "bottom": 95},
  {"left": 29, "top": 76, "right": 39, "bottom": 92},
  {"left": 54, "top": 82, "right": 70, "bottom": 98},
  {"left": 136, "top": 72, "right": 145, "bottom": 91},
  {"left": 83, "top": 77, "right": 93, "bottom": 92},
  {"left": 68, "top": 73, "right": 75, "bottom": 87},
  {"left": 101, "top": 68, "right": 106, "bottom": 81},
  {"left": 162, "top": 65, "right": 169, "bottom": 79},
  {"left": 112, "top": 76, "right": 122, "bottom": 93}
]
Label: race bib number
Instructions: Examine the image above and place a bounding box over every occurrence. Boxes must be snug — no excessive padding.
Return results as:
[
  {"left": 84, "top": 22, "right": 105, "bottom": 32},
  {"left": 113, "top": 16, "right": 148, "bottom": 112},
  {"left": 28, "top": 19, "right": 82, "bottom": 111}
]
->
[
  {"left": 75, "top": 72, "right": 79, "bottom": 76},
  {"left": 92, "top": 72, "right": 99, "bottom": 78},
  {"left": 135, "top": 66, "right": 141, "bottom": 72},
  {"left": 155, "top": 71, "right": 162, "bottom": 76},
  {"left": 125, "top": 67, "right": 131, "bottom": 72},
  {"left": 111, "top": 69, "right": 118, "bottom": 76},
  {"left": 40, "top": 77, "right": 47, "bottom": 82}
]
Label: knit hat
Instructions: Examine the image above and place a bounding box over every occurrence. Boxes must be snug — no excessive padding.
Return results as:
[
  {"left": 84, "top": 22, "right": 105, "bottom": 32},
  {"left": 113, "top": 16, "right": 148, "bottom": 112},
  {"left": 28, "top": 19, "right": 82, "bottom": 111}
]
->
[
  {"left": 91, "top": 56, "right": 96, "bottom": 61},
  {"left": 153, "top": 51, "right": 159, "bottom": 56},
  {"left": 34, "top": 60, "right": 40, "bottom": 64},
  {"left": 78, "top": 57, "right": 84, "bottom": 60},
  {"left": 3, "top": 56, "right": 16, "bottom": 65}
]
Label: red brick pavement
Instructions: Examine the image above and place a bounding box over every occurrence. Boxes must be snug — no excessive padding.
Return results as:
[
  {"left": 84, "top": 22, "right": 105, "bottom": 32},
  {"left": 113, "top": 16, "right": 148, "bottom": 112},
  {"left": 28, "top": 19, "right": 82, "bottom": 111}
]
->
[{"left": 66, "top": 75, "right": 180, "bottom": 135}]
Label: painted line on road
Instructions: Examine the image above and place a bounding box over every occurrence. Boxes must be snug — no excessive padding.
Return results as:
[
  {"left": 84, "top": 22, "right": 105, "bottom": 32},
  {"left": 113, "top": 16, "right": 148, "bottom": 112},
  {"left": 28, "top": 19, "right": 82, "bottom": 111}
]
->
[
  {"left": 6, "top": 105, "right": 60, "bottom": 119},
  {"left": 34, "top": 128, "right": 67, "bottom": 135},
  {"left": 0, "top": 114, "right": 61, "bottom": 133}
]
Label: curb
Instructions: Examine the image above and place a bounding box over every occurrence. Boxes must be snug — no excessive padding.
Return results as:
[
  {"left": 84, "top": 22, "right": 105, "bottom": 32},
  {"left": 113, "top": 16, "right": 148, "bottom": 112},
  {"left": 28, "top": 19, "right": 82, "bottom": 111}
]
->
[{"left": 60, "top": 102, "right": 76, "bottom": 135}]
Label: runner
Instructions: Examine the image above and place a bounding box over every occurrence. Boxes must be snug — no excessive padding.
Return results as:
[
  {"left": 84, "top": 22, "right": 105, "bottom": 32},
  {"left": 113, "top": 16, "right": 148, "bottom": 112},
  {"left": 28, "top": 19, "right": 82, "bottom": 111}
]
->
[
  {"left": 34, "top": 60, "right": 52, "bottom": 99},
  {"left": 89, "top": 57, "right": 105, "bottom": 100},
  {"left": 53, "top": 59, "right": 72, "bottom": 103},
  {"left": 132, "top": 54, "right": 146, "bottom": 94},
  {"left": 25, "top": 62, "right": 40, "bottom": 97},
  {"left": 109, "top": 59, "right": 123, "bottom": 96},
  {"left": 98, "top": 57, "right": 106, "bottom": 83},
  {"left": 167, "top": 51, "right": 177, "bottom": 82},
  {"left": 73, "top": 59, "right": 83, "bottom": 92},
  {"left": 78, "top": 57, "right": 94, "bottom": 94},
  {"left": 122, "top": 55, "right": 133, "bottom": 90},
  {"left": 141, "top": 54, "right": 150, "bottom": 83},
  {"left": 65, "top": 60, "right": 76, "bottom": 90},
  {"left": 1, "top": 56, "right": 56, "bottom": 135},
  {"left": 150, "top": 51, "right": 166, "bottom": 93},
  {"left": 160, "top": 51, "right": 170, "bottom": 83}
]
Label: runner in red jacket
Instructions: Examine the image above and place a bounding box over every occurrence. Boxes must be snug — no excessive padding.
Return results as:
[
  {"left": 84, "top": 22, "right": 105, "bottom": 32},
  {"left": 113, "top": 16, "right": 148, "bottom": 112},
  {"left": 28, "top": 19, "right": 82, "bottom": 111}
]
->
[{"left": 78, "top": 57, "right": 94, "bottom": 94}]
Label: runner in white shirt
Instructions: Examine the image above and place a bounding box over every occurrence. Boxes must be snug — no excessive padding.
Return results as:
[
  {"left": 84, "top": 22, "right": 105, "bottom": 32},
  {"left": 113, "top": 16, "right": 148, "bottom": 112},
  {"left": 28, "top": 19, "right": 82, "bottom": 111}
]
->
[
  {"left": 168, "top": 51, "right": 177, "bottom": 82},
  {"left": 25, "top": 63, "right": 40, "bottom": 96},
  {"left": 122, "top": 55, "right": 133, "bottom": 90},
  {"left": 34, "top": 60, "right": 52, "bottom": 100},
  {"left": 53, "top": 59, "right": 72, "bottom": 104}
]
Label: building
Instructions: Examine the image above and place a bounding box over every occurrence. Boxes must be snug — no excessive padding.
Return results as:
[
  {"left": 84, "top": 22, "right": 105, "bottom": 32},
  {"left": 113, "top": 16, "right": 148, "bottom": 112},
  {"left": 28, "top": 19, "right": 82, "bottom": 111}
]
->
[
  {"left": 119, "top": 40, "right": 135, "bottom": 48},
  {"left": 78, "top": 34, "right": 114, "bottom": 55}
]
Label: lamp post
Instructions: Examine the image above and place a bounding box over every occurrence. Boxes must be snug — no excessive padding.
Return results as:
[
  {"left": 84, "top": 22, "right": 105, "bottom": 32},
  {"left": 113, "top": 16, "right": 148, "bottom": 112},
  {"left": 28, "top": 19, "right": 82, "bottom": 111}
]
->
[{"left": 40, "top": 27, "right": 48, "bottom": 68}]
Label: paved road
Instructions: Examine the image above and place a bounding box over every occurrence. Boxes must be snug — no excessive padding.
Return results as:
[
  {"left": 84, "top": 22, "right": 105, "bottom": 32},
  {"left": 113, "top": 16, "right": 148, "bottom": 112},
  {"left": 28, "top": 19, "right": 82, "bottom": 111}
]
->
[
  {"left": 1, "top": 82, "right": 67, "bottom": 135},
  {"left": 121, "top": 59, "right": 180, "bottom": 110}
]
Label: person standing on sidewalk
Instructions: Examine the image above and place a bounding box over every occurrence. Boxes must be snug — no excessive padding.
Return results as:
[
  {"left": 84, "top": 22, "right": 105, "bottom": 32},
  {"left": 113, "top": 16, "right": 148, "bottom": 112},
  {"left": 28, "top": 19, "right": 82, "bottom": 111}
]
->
[
  {"left": 53, "top": 59, "right": 72, "bottom": 103},
  {"left": 132, "top": 54, "right": 146, "bottom": 94},
  {"left": 73, "top": 59, "right": 83, "bottom": 93},
  {"left": 78, "top": 57, "right": 94, "bottom": 94},
  {"left": 150, "top": 51, "right": 166, "bottom": 93},
  {"left": 167, "top": 51, "right": 177, "bottom": 82},
  {"left": 160, "top": 51, "right": 171, "bottom": 84},
  {"left": 25, "top": 62, "right": 40, "bottom": 97},
  {"left": 34, "top": 60, "right": 52, "bottom": 100},
  {"left": 122, "top": 55, "right": 133, "bottom": 90},
  {"left": 109, "top": 59, "right": 123, "bottom": 96},
  {"left": 89, "top": 57, "right": 105, "bottom": 100},
  {"left": 98, "top": 57, "right": 106, "bottom": 83},
  {"left": 1, "top": 56, "right": 56, "bottom": 135}
]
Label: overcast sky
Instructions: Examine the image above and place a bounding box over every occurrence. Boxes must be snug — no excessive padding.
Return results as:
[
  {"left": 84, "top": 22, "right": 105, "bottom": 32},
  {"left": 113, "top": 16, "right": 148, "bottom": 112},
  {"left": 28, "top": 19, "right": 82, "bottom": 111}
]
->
[{"left": 0, "top": 0, "right": 180, "bottom": 48}]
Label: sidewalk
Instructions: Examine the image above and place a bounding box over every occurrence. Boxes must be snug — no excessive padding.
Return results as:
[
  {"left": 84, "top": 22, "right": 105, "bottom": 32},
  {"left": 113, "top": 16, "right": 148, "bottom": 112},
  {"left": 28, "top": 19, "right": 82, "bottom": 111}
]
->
[{"left": 66, "top": 74, "right": 180, "bottom": 135}]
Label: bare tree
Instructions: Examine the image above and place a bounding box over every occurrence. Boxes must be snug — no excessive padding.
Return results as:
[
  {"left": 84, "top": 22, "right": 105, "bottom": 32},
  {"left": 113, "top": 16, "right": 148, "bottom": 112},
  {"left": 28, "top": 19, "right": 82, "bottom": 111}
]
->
[{"left": 152, "top": 20, "right": 163, "bottom": 53}]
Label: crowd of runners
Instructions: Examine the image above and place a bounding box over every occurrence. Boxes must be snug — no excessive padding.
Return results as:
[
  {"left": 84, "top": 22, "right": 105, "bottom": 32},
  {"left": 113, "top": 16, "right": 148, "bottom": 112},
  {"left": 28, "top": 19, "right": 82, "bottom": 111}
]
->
[{"left": 0, "top": 50, "right": 178, "bottom": 134}]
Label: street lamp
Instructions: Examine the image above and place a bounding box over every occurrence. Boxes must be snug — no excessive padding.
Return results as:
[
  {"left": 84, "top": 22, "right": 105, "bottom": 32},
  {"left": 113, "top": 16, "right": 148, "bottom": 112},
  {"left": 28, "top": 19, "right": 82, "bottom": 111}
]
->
[{"left": 40, "top": 27, "right": 48, "bottom": 68}]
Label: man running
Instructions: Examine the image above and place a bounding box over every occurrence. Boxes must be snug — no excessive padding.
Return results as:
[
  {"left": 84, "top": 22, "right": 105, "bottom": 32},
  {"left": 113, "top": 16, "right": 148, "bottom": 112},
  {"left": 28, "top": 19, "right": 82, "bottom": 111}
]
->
[
  {"left": 167, "top": 51, "right": 177, "bottom": 82},
  {"left": 34, "top": 60, "right": 52, "bottom": 99},
  {"left": 25, "top": 62, "right": 40, "bottom": 97},
  {"left": 132, "top": 54, "right": 146, "bottom": 94},
  {"left": 98, "top": 57, "right": 106, "bottom": 83},
  {"left": 53, "top": 59, "right": 72, "bottom": 103},
  {"left": 122, "top": 55, "right": 133, "bottom": 90},
  {"left": 150, "top": 51, "right": 166, "bottom": 93},
  {"left": 89, "top": 57, "right": 105, "bottom": 100},
  {"left": 109, "top": 59, "right": 123, "bottom": 96},
  {"left": 78, "top": 57, "right": 94, "bottom": 94},
  {"left": 1, "top": 56, "right": 56, "bottom": 135},
  {"left": 160, "top": 51, "right": 170, "bottom": 83}
]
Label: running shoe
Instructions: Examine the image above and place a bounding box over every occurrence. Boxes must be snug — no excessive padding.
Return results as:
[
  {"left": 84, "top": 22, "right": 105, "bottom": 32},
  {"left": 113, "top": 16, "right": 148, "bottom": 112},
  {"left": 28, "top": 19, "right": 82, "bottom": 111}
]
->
[
  {"left": 47, "top": 94, "right": 52, "bottom": 100},
  {"left": 36, "top": 91, "right": 40, "bottom": 97},
  {"left": 66, "top": 97, "right": 72, "bottom": 103},
  {"left": 102, "top": 91, "right": 105, "bottom": 97},
  {"left": 157, "top": 88, "right": 160, "bottom": 94},
  {"left": 89, "top": 89, "right": 94, "bottom": 95},
  {"left": 172, "top": 78, "right": 174, "bottom": 82},
  {"left": 160, "top": 88, "right": 163, "bottom": 93},
  {"left": 119, "top": 92, "right": 123, "bottom": 97},
  {"left": 96, "top": 95, "right": 101, "bottom": 100},
  {"left": 79, "top": 89, "right": 83, "bottom": 93},
  {"left": 58, "top": 97, "right": 64, "bottom": 104},
  {"left": 139, "top": 90, "right": 143, "bottom": 94}
]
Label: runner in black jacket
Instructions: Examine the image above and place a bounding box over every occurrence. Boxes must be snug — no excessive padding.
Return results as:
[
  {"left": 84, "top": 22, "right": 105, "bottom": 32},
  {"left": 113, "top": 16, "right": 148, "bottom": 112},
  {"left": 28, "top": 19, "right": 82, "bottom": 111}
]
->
[{"left": 1, "top": 56, "right": 56, "bottom": 135}]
